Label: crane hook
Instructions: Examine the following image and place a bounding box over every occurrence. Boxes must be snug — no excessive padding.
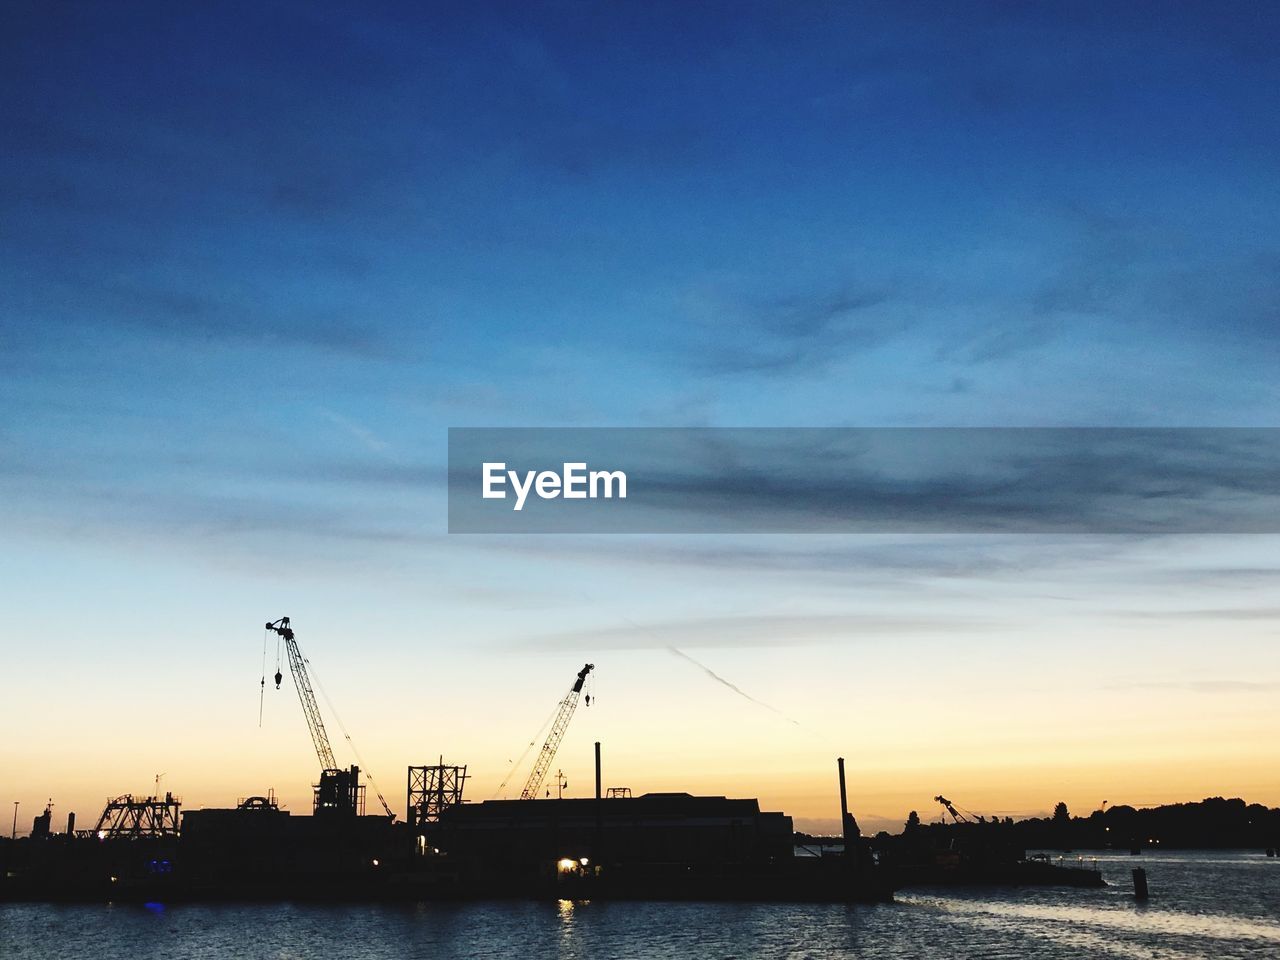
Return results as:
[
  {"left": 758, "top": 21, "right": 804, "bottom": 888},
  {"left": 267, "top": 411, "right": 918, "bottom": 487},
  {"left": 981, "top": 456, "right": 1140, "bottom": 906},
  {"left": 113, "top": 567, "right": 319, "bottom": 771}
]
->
[{"left": 274, "top": 669, "right": 283, "bottom": 689}]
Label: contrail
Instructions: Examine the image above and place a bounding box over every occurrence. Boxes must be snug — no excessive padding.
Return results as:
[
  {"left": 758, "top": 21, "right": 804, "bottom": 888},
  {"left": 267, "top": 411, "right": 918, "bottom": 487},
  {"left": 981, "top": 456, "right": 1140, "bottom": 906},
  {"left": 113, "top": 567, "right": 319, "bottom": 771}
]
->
[{"left": 666, "top": 646, "right": 801, "bottom": 726}]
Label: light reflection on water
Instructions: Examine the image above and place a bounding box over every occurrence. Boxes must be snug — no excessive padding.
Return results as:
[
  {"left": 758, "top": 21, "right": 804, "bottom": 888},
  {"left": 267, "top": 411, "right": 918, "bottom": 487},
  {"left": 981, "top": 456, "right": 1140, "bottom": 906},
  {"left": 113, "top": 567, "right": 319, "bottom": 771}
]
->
[{"left": 2, "top": 851, "right": 1276, "bottom": 959}]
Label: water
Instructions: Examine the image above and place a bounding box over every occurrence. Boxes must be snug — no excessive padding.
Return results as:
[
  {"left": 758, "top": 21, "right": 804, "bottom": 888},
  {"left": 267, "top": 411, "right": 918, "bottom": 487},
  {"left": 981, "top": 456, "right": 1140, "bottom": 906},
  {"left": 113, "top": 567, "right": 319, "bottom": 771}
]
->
[{"left": 2, "top": 851, "right": 1276, "bottom": 959}]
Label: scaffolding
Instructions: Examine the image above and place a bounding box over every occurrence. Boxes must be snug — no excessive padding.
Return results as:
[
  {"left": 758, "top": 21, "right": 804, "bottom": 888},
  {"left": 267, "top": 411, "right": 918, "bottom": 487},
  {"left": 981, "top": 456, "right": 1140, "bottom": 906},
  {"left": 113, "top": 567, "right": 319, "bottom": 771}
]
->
[
  {"left": 91, "top": 792, "right": 181, "bottom": 839},
  {"left": 407, "top": 759, "right": 467, "bottom": 833}
]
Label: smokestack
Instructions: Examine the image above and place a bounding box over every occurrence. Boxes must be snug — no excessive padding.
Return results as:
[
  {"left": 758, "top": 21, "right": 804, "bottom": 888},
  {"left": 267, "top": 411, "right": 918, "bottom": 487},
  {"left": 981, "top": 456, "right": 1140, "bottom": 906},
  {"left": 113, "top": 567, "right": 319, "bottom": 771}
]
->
[
  {"left": 837, "top": 757, "right": 850, "bottom": 847},
  {"left": 66, "top": 812, "right": 75, "bottom": 837},
  {"left": 594, "top": 741, "right": 602, "bottom": 801}
]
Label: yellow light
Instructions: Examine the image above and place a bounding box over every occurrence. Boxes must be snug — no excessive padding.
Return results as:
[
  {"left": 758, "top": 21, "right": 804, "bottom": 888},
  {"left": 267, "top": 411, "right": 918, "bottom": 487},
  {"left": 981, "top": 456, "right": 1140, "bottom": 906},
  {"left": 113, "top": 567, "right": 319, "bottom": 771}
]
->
[
  {"left": 557, "top": 858, "right": 578, "bottom": 872},
  {"left": 579, "top": 857, "right": 589, "bottom": 866}
]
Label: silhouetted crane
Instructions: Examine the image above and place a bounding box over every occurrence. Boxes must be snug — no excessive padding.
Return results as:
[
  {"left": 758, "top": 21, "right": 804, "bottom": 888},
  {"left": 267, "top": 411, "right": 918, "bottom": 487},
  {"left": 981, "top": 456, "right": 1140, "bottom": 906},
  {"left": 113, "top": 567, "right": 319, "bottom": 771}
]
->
[
  {"left": 266, "top": 617, "right": 338, "bottom": 770},
  {"left": 935, "top": 794, "right": 986, "bottom": 824},
  {"left": 265, "top": 616, "right": 395, "bottom": 819},
  {"left": 521, "top": 663, "right": 594, "bottom": 800}
]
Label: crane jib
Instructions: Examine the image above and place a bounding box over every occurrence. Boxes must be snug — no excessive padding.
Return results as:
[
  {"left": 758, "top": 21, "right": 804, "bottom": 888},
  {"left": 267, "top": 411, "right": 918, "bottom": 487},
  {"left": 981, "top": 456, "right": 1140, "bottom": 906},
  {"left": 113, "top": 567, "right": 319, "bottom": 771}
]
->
[
  {"left": 266, "top": 616, "right": 338, "bottom": 772},
  {"left": 520, "top": 663, "right": 594, "bottom": 801}
]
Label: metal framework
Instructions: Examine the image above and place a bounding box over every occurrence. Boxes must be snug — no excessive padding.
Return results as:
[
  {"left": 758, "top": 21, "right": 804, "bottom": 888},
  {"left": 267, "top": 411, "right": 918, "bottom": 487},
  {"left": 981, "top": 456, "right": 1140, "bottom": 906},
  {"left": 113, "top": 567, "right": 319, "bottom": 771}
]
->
[
  {"left": 407, "top": 759, "right": 468, "bottom": 831},
  {"left": 315, "top": 767, "right": 365, "bottom": 816},
  {"left": 521, "top": 663, "right": 594, "bottom": 800},
  {"left": 606, "top": 787, "right": 632, "bottom": 798},
  {"left": 266, "top": 617, "right": 337, "bottom": 770},
  {"left": 92, "top": 792, "right": 181, "bottom": 839}
]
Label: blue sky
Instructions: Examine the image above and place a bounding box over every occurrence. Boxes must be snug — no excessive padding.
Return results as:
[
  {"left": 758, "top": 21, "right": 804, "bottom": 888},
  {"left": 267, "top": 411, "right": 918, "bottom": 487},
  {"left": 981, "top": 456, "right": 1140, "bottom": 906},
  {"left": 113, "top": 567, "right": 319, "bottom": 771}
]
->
[{"left": 2, "top": 1, "right": 1279, "bottom": 831}]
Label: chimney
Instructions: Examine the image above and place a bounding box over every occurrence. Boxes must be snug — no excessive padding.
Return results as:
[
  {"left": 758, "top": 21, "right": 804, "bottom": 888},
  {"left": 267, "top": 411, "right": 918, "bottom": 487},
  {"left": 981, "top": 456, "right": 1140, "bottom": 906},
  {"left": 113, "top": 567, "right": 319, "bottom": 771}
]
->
[{"left": 837, "top": 757, "right": 850, "bottom": 847}]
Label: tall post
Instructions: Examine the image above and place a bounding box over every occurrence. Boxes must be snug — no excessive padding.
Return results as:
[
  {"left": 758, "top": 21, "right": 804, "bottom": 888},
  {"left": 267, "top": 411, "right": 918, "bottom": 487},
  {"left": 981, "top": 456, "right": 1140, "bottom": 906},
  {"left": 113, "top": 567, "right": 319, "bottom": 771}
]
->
[
  {"left": 837, "top": 757, "right": 850, "bottom": 848},
  {"left": 11, "top": 802, "right": 17, "bottom": 840},
  {"left": 593, "top": 741, "right": 603, "bottom": 841}
]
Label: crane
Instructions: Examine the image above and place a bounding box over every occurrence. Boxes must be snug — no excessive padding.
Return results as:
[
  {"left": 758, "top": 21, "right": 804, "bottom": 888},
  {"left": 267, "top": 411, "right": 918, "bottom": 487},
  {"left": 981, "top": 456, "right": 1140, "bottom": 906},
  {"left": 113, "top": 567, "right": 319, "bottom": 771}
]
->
[
  {"left": 520, "top": 663, "right": 594, "bottom": 800},
  {"left": 265, "top": 616, "right": 395, "bottom": 819},
  {"left": 935, "top": 794, "right": 984, "bottom": 824},
  {"left": 266, "top": 617, "right": 337, "bottom": 770}
]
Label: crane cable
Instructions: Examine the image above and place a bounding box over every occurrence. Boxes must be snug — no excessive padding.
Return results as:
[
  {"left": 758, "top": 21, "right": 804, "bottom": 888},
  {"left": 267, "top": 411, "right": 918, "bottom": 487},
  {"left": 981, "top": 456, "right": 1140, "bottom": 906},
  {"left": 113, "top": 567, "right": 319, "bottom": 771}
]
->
[
  {"left": 304, "top": 655, "right": 397, "bottom": 821},
  {"left": 258, "top": 631, "right": 267, "bottom": 727},
  {"left": 492, "top": 700, "right": 561, "bottom": 799}
]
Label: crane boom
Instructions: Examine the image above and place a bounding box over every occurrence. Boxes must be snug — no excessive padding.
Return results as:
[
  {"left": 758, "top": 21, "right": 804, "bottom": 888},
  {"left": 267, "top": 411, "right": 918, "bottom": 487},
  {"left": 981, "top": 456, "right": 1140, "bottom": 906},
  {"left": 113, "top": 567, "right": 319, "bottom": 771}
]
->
[
  {"left": 520, "top": 663, "right": 593, "bottom": 800},
  {"left": 934, "top": 794, "right": 984, "bottom": 824},
  {"left": 267, "top": 617, "right": 338, "bottom": 771}
]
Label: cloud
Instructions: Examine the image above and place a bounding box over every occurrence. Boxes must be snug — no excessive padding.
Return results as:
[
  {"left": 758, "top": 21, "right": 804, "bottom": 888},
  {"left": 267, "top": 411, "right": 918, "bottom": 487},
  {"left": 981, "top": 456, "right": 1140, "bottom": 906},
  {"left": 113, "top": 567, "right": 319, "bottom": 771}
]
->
[
  {"left": 478, "top": 534, "right": 1132, "bottom": 583},
  {"left": 1107, "top": 679, "right": 1280, "bottom": 693},
  {"left": 62, "top": 280, "right": 388, "bottom": 358},
  {"left": 317, "top": 408, "right": 392, "bottom": 454},
  {"left": 517, "top": 612, "right": 994, "bottom": 651},
  {"left": 1119, "top": 607, "right": 1280, "bottom": 622},
  {"left": 682, "top": 286, "right": 903, "bottom": 375}
]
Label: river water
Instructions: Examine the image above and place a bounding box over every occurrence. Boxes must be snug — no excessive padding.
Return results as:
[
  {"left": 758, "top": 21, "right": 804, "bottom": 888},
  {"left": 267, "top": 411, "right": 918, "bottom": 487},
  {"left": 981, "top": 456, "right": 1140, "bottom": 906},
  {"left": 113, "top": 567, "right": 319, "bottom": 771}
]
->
[{"left": 2, "top": 851, "right": 1276, "bottom": 958}]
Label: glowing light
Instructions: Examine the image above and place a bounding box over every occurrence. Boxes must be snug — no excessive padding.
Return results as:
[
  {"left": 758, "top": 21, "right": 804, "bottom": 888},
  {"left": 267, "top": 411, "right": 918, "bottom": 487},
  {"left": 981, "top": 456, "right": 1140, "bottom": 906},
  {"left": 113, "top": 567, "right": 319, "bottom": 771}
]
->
[
  {"left": 372, "top": 858, "right": 379, "bottom": 867},
  {"left": 557, "top": 858, "right": 578, "bottom": 873},
  {"left": 579, "top": 857, "right": 589, "bottom": 866}
]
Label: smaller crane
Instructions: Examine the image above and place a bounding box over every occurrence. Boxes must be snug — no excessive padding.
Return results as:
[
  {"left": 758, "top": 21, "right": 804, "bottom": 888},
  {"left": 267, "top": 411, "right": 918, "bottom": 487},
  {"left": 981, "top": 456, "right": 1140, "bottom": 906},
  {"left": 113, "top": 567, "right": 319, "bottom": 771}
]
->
[
  {"left": 935, "top": 794, "right": 985, "bottom": 824},
  {"left": 521, "top": 663, "right": 594, "bottom": 800}
]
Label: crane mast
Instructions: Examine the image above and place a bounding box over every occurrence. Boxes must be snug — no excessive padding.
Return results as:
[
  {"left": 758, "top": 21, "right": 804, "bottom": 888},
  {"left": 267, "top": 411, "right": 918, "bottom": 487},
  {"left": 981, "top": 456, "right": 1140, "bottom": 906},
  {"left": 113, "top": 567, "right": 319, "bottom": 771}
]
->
[
  {"left": 521, "top": 663, "right": 593, "bottom": 800},
  {"left": 267, "top": 617, "right": 338, "bottom": 771}
]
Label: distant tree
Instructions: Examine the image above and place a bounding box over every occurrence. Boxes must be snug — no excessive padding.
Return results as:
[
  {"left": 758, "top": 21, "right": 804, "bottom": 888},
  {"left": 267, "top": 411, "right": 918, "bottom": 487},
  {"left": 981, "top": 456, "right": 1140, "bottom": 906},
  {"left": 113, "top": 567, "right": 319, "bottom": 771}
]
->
[
  {"left": 905, "top": 810, "right": 920, "bottom": 833},
  {"left": 1053, "top": 802, "right": 1071, "bottom": 823}
]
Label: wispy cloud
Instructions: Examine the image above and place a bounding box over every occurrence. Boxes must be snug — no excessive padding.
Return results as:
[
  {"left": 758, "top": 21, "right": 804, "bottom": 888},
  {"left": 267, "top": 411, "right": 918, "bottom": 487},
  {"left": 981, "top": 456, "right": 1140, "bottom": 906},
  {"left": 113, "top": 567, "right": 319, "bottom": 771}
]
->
[
  {"left": 1119, "top": 607, "right": 1280, "bottom": 621},
  {"left": 519, "top": 612, "right": 993, "bottom": 651},
  {"left": 317, "top": 407, "right": 392, "bottom": 454},
  {"left": 1107, "top": 679, "right": 1280, "bottom": 693},
  {"left": 681, "top": 286, "right": 902, "bottom": 375}
]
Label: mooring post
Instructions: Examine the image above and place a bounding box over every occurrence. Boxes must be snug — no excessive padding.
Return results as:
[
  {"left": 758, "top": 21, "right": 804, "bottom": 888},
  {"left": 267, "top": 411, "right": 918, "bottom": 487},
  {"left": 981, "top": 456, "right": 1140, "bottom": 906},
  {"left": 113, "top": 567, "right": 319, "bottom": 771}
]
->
[{"left": 1132, "top": 867, "right": 1149, "bottom": 900}]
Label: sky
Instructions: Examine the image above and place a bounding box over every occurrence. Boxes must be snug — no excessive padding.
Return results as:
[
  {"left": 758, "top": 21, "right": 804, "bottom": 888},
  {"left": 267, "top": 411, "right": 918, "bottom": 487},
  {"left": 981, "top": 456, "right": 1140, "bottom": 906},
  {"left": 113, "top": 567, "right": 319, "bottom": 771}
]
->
[{"left": 2, "top": 1, "right": 1279, "bottom": 835}]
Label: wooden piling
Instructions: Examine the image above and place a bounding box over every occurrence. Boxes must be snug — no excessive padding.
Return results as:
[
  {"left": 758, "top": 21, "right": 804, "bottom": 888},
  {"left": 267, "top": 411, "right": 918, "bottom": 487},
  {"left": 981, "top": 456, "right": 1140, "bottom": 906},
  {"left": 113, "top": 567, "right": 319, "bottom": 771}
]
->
[{"left": 1132, "top": 867, "right": 1148, "bottom": 900}]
